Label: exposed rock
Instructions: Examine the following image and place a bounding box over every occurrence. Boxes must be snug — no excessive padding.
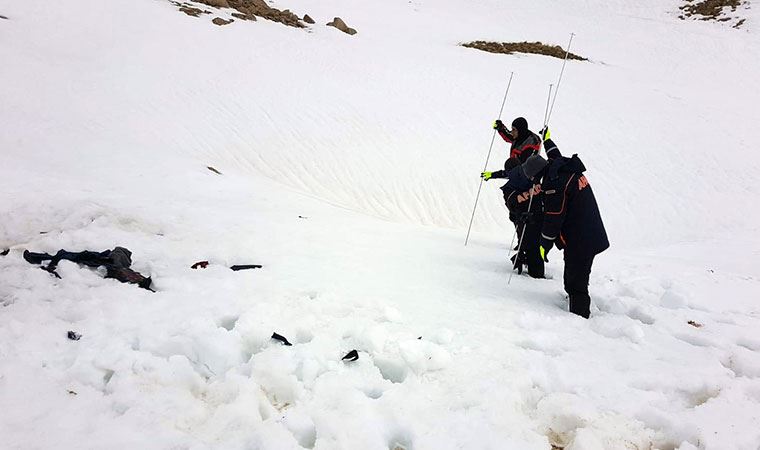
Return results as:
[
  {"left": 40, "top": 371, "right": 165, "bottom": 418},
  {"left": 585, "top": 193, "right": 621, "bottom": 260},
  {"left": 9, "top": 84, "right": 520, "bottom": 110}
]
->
[
  {"left": 212, "top": 17, "right": 233, "bottom": 25},
  {"left": 0, "top": 14, "right": 8, "bottom": 20},
  {"left": 231, "top": 12, "right": 255, "bottom": 20},
  {"left": 326, "top": 17, "right": 357, "bottom": 35},
  {"left": 461, "top": 41, "right": 587, "bottom": 61},
  {"left": 199, "top": 0, "right": 230, "bottom": 8},
  {"left": 303, "top": 14, "right": 315, "bottom": 24},
  {"left": 228, "top": 0, "right": 303, "bottom": 27}
]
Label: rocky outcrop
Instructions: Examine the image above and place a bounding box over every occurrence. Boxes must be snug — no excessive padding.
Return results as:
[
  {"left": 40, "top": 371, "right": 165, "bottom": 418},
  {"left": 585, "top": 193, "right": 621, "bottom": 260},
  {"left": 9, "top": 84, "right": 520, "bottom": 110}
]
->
[{"left": 326, "top": 17, "right": 356, "bottom": 35}]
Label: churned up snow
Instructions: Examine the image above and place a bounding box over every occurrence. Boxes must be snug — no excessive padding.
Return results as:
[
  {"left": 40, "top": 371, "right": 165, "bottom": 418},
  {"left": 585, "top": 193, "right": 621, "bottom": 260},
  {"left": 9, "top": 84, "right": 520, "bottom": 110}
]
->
[{"left": 1, "top": 0, "right": 759, "bottom": 449}]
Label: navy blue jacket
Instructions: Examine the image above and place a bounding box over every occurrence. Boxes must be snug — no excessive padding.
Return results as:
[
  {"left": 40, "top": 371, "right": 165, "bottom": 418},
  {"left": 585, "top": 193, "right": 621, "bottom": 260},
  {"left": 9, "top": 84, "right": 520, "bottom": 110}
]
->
[{"left": 540, "top": 142, "right": 609, "bottom": 257}]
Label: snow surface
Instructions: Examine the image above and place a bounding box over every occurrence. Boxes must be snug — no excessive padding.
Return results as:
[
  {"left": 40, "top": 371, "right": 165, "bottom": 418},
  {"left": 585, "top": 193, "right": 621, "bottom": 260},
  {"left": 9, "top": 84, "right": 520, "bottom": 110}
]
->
[{"left": 1, "top": 0, "right": 759, "bottom": 449}]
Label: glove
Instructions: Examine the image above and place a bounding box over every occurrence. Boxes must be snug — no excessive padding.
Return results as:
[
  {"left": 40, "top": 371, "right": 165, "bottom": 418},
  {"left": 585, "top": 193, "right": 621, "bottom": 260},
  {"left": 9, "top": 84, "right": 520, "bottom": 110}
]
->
[
  {"left": 481, "top": 171, "right": 493, "bottom": 181},
  {"left": 539, "top": 238, "right": 554, "bottom": 262},
  {"left": 493, "top": 120, "right": 506, "bottom": 131},
  {"left": 540, "top": 126, "right": 551, "bottom": 142}
]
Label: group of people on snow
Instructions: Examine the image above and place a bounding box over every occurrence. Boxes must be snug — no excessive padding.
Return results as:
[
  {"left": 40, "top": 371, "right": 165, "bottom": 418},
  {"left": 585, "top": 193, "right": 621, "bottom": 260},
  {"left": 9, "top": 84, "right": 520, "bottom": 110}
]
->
[{"left": 481, "top": 118, "right": 609, "bottom": 319}]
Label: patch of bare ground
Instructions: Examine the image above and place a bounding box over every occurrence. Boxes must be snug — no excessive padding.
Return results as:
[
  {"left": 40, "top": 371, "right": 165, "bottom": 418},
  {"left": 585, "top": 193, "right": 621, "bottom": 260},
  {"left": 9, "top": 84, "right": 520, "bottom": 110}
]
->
[
  {"left": 170, "top": 0, "right": 303, "bottom": 27},
  {"left": 678, "top": 0, "right": 750, "bottom": 28},
  {"left": 462, "top": 41, "right": 587, "bottom": 61}
]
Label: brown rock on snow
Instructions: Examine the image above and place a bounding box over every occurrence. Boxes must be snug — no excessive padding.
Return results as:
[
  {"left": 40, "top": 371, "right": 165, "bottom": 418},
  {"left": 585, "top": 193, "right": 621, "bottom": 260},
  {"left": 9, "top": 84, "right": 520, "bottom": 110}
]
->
[
  {"left": 201, "top": 0, "right": 230, "bottom": 8},
  {"left": 303, "top": 14, "right": 315, "bottom": 24},
  {"left": 212, "top": 17, "right": 233, "bottom": 25},
  {"left": 326, "top": 17, "right": 357, "bottom": 35}
]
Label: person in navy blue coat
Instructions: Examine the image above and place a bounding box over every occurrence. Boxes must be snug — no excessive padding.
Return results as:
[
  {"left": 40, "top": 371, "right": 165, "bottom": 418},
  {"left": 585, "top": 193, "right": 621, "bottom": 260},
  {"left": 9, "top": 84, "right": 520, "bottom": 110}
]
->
[{"left": 521, "top": 135, "right": 609, "bottom": 318}]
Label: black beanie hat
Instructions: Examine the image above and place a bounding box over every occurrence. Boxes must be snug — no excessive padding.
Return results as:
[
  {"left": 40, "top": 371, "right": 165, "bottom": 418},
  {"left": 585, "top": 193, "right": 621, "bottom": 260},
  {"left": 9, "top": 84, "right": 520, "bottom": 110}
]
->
[{"left": 511, "top": 117, "right": 529, "bottom": 136}]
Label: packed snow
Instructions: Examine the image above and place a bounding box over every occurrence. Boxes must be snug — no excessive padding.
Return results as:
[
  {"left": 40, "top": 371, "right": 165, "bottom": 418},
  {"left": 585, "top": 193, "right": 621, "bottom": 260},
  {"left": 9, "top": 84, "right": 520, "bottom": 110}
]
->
[{"left": 1, "top": 0, "right": 759, "bottom": 449}]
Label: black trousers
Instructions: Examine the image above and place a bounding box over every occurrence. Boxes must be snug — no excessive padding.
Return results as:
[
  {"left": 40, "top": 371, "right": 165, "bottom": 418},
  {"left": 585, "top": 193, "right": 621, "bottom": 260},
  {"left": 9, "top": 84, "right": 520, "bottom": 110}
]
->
[
  {"left": 519, "top": 222, "right": 545, "bottom": 279},
  {"left": 563, "top": 251, "right": 595, "bottom": 318}
]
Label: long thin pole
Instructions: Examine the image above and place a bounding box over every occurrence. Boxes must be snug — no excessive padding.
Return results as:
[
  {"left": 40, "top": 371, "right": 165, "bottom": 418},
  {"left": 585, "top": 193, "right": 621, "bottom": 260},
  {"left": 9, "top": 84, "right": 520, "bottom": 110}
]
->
[
  {"left": 546, "top": 33, "right": 575, "bottom": 126},
  {"left": 508, "top": 84, "right": 553, "bottom": 284},
  {"left": 464, "top": 71, "right": 514, "bottom": 246}
]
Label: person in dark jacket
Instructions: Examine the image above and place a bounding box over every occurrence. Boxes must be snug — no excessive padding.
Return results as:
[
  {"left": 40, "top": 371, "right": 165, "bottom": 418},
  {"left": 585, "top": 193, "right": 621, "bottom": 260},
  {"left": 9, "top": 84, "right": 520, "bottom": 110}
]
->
[
  {"left": 495, "top": 117, "right": 542, "bottom": 164},
  {"left": 521, "top": 136, "right": 609, "bottom": 318},
  {"left": 499, "top": 158, "right": 544, "bottom": 278},
  {"left": 480, "top": 118, "right": 542, "bottom": 183}
]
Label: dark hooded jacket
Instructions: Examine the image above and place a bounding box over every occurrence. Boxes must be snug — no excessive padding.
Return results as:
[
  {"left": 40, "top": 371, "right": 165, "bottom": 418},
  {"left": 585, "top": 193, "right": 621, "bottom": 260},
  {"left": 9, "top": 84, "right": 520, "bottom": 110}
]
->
[
  {"left": 539, "top": 139, "right": 609, "bottom": 257},
  {"left": 500, "top": 161, "right": 542, "bottom": 224},
  {"left": 495, "top": 118, "right": 542, "bottom": 170}
]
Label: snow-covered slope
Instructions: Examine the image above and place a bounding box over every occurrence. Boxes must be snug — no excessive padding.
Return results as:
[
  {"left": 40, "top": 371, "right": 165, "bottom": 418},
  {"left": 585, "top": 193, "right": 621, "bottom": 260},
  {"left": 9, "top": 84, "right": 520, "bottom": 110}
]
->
[{"left": 1, "top": 0, "right": 759, "bottom": 449}]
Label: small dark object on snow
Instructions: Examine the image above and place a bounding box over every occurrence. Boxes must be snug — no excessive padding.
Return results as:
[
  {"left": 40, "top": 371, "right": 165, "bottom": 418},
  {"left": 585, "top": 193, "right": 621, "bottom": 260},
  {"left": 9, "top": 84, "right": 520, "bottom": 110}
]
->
[
  {"left": 0, "top": 249, "right": 8, "bottom": 256},
  {"left": 417, "top": 336, "right": 422, "bottom": 340},
  {"left": 271, "top": 332, "right": 292, "bottom": 346},
  {"left": 207, "top": 166, "right": 223, "bottom": 175},
  {"left": 67, "top": 331, "right": 82, "bottom": 341},
  {"left": 67, "top": 390, "right": 78, "bottom": 395},
  {"left": 688, "top": 320, "right": 703, "bottom": 328},
  {"left": 230, "top": 264, "right": 262, "bottom": 271},
  {"left": 0, "top": 14, "right": 9, "bottom": 20},
  {"left": 303, "top": 14, "right": 315, "bottom": 24},
  {"left": 191, "top": 261, "right": 210, "bottom": 269},
  {"left": 24, "top": 247, "right": 154, "bottom": 291},
  {"left": 298, "top": 215, "right": 308, "bottom": 219},
  {"left": 342, "top": 350, "right": 359, "bottom": 361}
]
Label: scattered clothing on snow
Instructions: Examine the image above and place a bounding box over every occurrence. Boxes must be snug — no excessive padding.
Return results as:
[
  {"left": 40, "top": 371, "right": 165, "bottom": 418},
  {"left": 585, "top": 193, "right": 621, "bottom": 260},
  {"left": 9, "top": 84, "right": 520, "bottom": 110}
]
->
[
  {"left": 271, "top": 332, "right": 293, "bottom": 346},
  {"left": 342, "top": 350, "right": 359, "bottom": 361},
  {"left": 191, "top": 261, "right": 262, "bottom": 271},
  {"left": 230, "top": 264, "right": 262, "bottom": 271},
  {"left": 23, "top": 247, "right": 154, "bottom": 291},
  {"left": 67, "top": 331, "right": 82, "bottom": 341}
]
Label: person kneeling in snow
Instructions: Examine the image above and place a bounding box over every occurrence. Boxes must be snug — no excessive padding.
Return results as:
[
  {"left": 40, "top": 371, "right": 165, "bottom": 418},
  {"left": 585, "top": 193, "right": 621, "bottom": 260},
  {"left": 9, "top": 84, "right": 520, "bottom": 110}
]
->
[{"left": 520, "top": 131, "right": 609, "bottom": 318}]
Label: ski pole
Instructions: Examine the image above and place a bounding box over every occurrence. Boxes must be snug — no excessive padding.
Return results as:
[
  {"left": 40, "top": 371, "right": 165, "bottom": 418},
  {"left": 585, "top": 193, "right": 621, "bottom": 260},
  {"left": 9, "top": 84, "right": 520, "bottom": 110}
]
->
[
  {"left": 464, "top": 71, "right": 514, "bottom": 247},
  {"left": 546, "top": 33, "right": 575, "bottom": 126},
  {"left": 508, "top": 83, "right": 553, "bottom": 284}
]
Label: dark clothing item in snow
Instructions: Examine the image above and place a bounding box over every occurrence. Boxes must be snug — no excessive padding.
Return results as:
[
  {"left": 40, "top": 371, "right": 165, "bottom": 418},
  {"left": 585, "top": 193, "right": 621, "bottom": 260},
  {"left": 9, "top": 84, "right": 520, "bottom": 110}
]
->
[
  {"left": 538, "top": 142, "right": 609, "bottom": 258},
  {"left": 564, "top": 253, "right": 595, "bottom": 319},
  {"left": 23, "top": 247, "right": 153, "bottom": 291}
]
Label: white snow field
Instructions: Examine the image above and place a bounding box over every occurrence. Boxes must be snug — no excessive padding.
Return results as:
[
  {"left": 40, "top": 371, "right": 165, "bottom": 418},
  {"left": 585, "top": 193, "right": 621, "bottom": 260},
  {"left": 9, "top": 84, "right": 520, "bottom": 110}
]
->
[{"left": 1, "top": 0, "right": 759, "bottom": 448}]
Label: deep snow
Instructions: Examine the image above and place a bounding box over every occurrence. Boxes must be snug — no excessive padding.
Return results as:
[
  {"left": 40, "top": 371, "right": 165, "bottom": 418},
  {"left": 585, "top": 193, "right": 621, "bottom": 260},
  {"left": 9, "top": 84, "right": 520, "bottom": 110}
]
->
[{"left": 1, "top": 0, "right": 759, "bottom": 449}]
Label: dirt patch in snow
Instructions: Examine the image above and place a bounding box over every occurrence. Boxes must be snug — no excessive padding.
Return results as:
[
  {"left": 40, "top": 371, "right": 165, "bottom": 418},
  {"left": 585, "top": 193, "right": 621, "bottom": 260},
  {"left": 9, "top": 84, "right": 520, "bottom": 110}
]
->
[
  {"left": 461, "top": 41, "right": 587, "bottom": 61},
  {"left": 678, "top": 0, "right": 750, "bottom": 28},
  {"left": 176, "top": 0, "right": 303, "bottom": 27}
]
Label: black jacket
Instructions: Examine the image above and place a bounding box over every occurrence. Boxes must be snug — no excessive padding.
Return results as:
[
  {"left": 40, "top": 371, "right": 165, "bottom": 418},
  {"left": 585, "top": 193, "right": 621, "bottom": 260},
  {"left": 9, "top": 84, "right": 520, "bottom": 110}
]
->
[
  {"left": 491, "top": 131, "right": 542, "bottom": 179},
  {"left": 539, "top": 142, "right": 609, "bottom": 257},
  {"left": 500, "top": 165, "right": 542, "bottom": 224}
]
